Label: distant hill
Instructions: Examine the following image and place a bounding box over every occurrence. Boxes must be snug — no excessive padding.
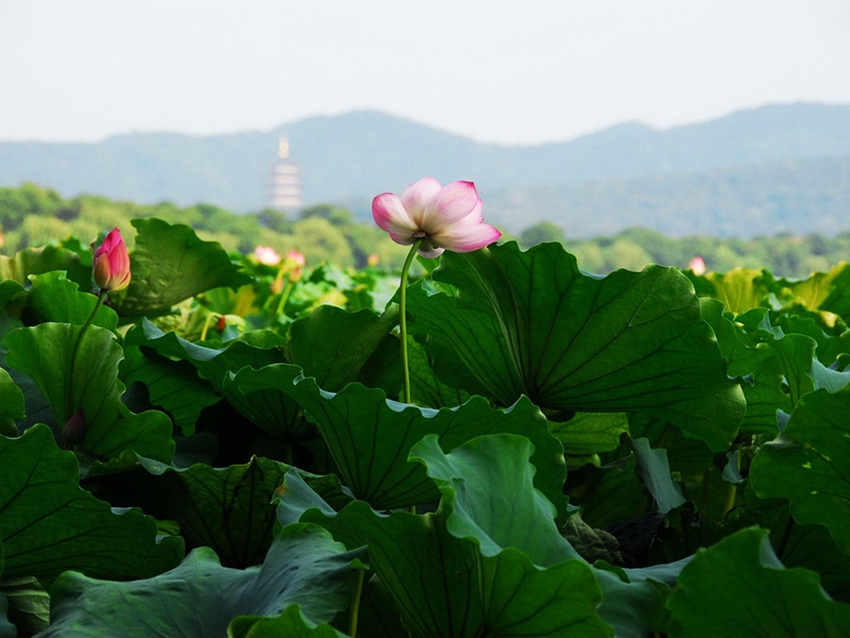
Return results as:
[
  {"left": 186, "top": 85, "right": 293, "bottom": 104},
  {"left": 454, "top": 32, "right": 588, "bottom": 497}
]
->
[
  {"left": 0, "top": 103, "right": 848, "bottom": 237},
  {"left": 482, "top": 157, "right": 850, "bottom": 238}
]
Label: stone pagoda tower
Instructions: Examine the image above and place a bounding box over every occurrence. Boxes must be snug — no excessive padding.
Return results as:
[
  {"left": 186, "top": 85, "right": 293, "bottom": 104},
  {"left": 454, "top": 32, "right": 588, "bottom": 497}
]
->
[{"left": 269, "top": 135, "right": 302, "bottom": 211}]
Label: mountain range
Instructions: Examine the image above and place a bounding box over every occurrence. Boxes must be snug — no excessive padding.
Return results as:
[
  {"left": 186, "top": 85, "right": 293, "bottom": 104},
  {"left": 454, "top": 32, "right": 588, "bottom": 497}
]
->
[{"left": 1, "top": 103, "right": 848, "bottom": 237}]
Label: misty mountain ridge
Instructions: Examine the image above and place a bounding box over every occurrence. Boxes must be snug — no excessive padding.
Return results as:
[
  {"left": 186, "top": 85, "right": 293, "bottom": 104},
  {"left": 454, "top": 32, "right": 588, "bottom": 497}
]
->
[{"left": 0, "top": 102, "right": 848, "bottom": 238}]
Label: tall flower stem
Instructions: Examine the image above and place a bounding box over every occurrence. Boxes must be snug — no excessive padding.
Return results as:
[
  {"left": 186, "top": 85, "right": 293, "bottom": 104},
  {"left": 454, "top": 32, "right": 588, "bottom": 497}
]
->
[
  {"left": 66, "top": 289, "right": 108, "bottom": 421},
  {"left": 399, "top": 239, "right": 423, "bottom": 404},
  {"left": 274, "top": 274, "right": 294, "bottom": 316},
  {"left": 348, "top": 570, "right": 365, "bottom": 637}
]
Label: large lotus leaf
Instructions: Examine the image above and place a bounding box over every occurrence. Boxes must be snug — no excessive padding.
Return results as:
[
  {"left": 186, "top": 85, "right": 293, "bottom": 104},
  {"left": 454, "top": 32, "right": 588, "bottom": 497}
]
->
[
  {"left": 125, "top": 320, "right": 310, "bottom": 441},
  {"left": 112, "top": 218, "right": 251, "bottom": 317},
  {"left": 666, "top": 527, "right": 850, "bottom": 637},
  {"left": 22, "top": 272, "right": 117, "bottom": 330},
  {"left": 120, "top": 344, "right": 220, "bottom": 436},
  {"left": 0, "top": 576, "right": 50, "bottom": 636},
  {"left": 565, "top": 456, "right": 648, "bottom": 530},
  {"left": 0, "top": 425, "right": 182, "bottom": 582},
  {"left": 739, "top": 494, "right": 850, "bottom": 602},
  {"left": 700, "top": 300, "right": 790, "bottom": 433},
  {"left": 698, "top": 267, "right": 773, "bottom": 314},
  {"left": 407, "top": 336, "right": 472, "bottom": 408},
  {"left": 750, "top": 387, "right": 850, "bottom": 554},
  {"left": 228, "top": 364, "right": 568, "bottom": 514},
  {"left": 42, "top": 524, "right": 364, "bottom": 638},
  {"left": 284, "top": 305, "right": 398, "bottom": 391},
  {"left": 3, "top": 323, "right": 174, "bottom": 462},
  {"left": 780, "top": 262, "right": 850, "bottom": 324},
  {"left": 0, "top": 316, "right": 54, "bottom": 434},
  {"left": 0, "top": 280, "right": 24, "bottom": 314},
  {"left": 759, "top": 332, "right": 818, "bottom": 408},
  {"left": 0, "top": 244, "right": 90, "bottom": 290},
  {"left": 407, "top": 242, "right": 745, "bottom": 451},
  {"left": 228, "top": 605, "right": 344, "bottom": 638},
  {"left": 305, "top": 501, "right": 485, "bottom": 638},
  {"left": 129, "top": 455, "right": 291, "bottom": 568},
  {"left": 549, "top": 412, "right": 629, "bottom": 463},
  {"left": 775, "top": 313, "right": 850, "bottom": 366},
  {"left": 411, "top": 434, "right": 687, "bottom": 638}
]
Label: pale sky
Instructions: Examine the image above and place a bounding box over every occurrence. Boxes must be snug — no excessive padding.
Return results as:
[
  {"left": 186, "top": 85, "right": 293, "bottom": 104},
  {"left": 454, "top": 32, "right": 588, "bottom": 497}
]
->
[{"left": 1, "top": 0, "right": 849, "bottom": 146}]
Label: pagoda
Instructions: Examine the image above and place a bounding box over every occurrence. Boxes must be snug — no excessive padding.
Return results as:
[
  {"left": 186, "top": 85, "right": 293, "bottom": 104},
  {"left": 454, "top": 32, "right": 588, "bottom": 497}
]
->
[{"left": 269, "top": 135, "right": 302, "bottom": 211}]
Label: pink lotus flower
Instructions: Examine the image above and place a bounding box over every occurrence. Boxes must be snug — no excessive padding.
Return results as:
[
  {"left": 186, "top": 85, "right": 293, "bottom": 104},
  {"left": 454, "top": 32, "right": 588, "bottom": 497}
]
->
[
  {"left": 688, "top": 256, "right": 707, "bottom": 275},
  {"left": 93, "top": 228, "right": 131, "bottom": 292},
  {"left": 372, "top": 178, "right": 501, "bottom": 258},
  {"left": 253, "top": 245, "right": 282, "bottom": 266}
]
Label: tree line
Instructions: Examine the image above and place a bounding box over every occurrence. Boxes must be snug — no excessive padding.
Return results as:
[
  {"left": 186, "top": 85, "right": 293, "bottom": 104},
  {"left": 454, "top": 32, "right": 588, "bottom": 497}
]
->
[{"left": 1, "top": 183, "right": 846, "bottom": 278}]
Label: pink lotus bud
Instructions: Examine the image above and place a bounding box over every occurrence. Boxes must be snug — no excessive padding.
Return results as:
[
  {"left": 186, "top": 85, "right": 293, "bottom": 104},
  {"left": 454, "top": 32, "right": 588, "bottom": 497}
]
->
[
  {"left": 372, "top": 178, "right": 501, "bottom": 258},
  {"left": 64, "top": 409, "right": 87, "bottom": 446},
  {"left": 367, "top": 253, "right": 380, "bottom": 267},
  {"left": 93, "top": 228, "right": 131, "bottom": 292},
  {"left": 285, "top": 250, "right": 306, "bottom": 268}
]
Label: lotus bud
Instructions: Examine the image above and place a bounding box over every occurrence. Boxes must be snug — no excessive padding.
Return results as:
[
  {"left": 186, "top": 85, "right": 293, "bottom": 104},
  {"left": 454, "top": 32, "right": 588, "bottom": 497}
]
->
[
  {"left": 64, "top": 409, "right": 87, "bottom": 446},
  {"left": 93, "top": 228, "right": 131, "bottom": 292}
]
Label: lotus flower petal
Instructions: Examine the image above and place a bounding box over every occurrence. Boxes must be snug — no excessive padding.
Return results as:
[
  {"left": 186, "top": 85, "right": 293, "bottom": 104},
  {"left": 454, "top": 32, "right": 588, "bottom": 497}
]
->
[
  {"left": 372, "top": 193, "right": 417, "bottom": 237},
  {"left": 421, "top": 181, "right": 480, "bottom": 230},
  {"left": 401, "top": 177, "right": 442, "bottom": 226},
  {"left": 431, "top": 220, "right": 502, "bottom": 253}
]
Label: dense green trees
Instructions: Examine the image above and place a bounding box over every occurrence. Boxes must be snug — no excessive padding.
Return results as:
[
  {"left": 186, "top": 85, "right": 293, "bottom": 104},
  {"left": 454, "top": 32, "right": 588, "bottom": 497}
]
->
[{"left": 1, "top": 183, "right": 846, "bottom": 278}]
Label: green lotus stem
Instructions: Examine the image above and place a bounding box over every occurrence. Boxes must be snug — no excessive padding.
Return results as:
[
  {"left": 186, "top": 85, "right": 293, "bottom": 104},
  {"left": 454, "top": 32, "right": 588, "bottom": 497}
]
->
[
  {"left": 399, "top": 240, "right": 423, "bottom": 404},
  {"left": 348, "top": 569, "right": 365, "bottom": 637},
  {"left": 723, "top": 450, "right": 742, "bottom": 515},
  {"left": 199, "top": 312, "right": 217, "bottom": 341},
  {"left": 66, "top": 289, "right": 108, "bottom": 422},
  {"left": 275, "top": 273, "right": 293, "bottom": 316}
]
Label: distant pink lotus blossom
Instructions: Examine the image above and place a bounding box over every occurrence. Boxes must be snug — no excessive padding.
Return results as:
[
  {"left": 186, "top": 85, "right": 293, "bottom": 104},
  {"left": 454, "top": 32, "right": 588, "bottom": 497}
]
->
[
  {"left": 688, "top": 256, "right": 707, "bottom": 275},
  {"left": 372, "top": 178, "right": 501, "bottom": 258},
  {"left": 253, "top": 246, "right": 282, "bottom": 266}
]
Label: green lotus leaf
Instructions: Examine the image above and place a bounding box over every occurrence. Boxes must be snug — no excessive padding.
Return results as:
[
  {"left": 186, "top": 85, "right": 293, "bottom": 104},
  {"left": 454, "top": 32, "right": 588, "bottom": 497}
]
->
[
  {"left": 129, "top": 455, "right": 291, "bottom": 568},
  {"left": 666, "top": 527, "right": 850, "bottom": 636},
  {"left": 228, "top": 605, "right": 345, "bottom": 638},
  {"left": 411, "top": 433, "right": 686, "bottom": 638},
  {"left": 698, "top": 267, "right": 772, "bottom": 314},
  {"left": 305, "top": 501, "right": 485, "bottom": 638},
  {"left": 0, "top": 576, "right": 50, "bottom": 636},
  {"left": 3, "top": 323, "right": 174, "bottom": 462},
  {"left": 0, "top": 425, "right": 182, "bottom": 583},
  {"left": 0, "top": 244, "right": 90, "bottom": 290},
  {"left": 120, "top": 344, "right": 220, "bottom": 436},
  {"left": 408, "top": 242, "right": 745, "bottom": 451},
  {"left": 113, "top": 218, "right": 251, "bottom": 317},
  {"left": 125, "top": 320, "right": 310, "bottom": 442},
  {"left": 228, "top": 364, "right": 568, "bottom": 515},
  {"left": 550, "top": 412, "right": 629, "bottom": 462},
  {"left": 285, "top": 304, "right": 398, "bottom": 391},
  {"left": 750, "top": 387, "right": 850, "bottom": 554},
  {"left": 22, "top": 271, "right": 117, "bottom": 329},
  {"left": 780, "top": 262, "right": 850, "bottom": 325},
  {"left": 42, "top": 524, "right": 364, "bottom": 638},
  {"left": 701, "top": 300, "right": 791, "bottom": 433}
]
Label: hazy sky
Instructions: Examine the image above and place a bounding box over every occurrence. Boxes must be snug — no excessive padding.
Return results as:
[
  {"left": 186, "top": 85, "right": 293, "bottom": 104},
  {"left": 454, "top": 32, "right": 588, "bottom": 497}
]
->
[{"left": 2, "top": 0, "right": 848, "bottom": 146}]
